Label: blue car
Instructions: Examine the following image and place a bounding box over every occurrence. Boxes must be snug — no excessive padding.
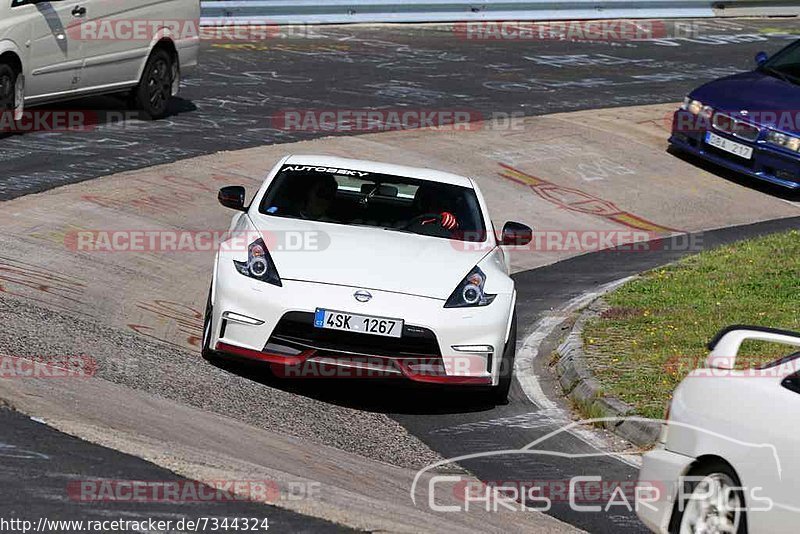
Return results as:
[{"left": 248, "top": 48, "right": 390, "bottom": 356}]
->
[{"left": 670, "top": 39, "right": 800, "bottom": 189}]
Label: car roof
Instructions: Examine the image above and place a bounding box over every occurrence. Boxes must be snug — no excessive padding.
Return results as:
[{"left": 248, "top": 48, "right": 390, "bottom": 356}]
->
[{"left": 283, "top": 155, "right": 474, "bottom": 188}]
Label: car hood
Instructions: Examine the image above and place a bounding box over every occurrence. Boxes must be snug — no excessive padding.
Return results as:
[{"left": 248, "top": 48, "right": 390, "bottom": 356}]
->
[
  {"left": 250, "top": 214, "right": 491, "bottom": 299},
  {"left": 691, "top": 70, "right": 800, "bottom": 133}
]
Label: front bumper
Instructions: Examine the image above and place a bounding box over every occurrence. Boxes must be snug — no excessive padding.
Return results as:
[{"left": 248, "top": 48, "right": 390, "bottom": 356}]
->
[
  {"left": 636, "top": 447, "right": 695, "bottom": 534},
  {"left": 211, "top": 259, "right": 514, "bottom": 385},
  {"left": 669, "top": 109, "right": 800, "bottom": 189}
]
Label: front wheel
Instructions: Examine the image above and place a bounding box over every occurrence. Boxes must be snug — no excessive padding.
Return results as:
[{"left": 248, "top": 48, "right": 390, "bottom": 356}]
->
[
  {"left": 133, "top": 48, "right": 175, "bottom": 120},
  {"left": 488, "top": 314, "right": 517, "bottom": 404},
  {"left": 670, "top": 460, "right": 747, "bottom": 534},
  {"left": 0, "top": 63, "right": 19, "bottom": 114},
  {"left": 201, "top": 289, "right": 220, "bottom": 362}
]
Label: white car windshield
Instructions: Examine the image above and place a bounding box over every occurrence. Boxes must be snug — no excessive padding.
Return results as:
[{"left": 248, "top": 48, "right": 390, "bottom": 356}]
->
[{"left": 258, "top": 165, "right": 487, "bottom": 242}]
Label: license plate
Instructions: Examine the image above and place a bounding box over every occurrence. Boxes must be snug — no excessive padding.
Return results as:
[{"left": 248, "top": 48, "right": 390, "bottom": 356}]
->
[
  {"left": 705, "top": 131, "right": 753, "bottom": 160},
  {"left": 314, "top": 308, "right": 403, "bottom": 338}
]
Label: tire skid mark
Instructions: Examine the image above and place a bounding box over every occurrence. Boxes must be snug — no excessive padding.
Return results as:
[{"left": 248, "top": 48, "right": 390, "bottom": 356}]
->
[
  {"left": 134, "top": 299, "right": 203, "bottom": 349},
  {"left": 0, "top": 256, "right": 86, "bottom": 305}
]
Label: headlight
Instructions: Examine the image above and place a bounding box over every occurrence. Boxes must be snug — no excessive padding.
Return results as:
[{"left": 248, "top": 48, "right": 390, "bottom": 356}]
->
[
  {"left": 681, "top": 97, "right": 713, "bottom": 119},
  {"left": 766, "top": 130, "right": 800, "bottom": 152},
  {"left": 444, "top": 267, "right": 496, "bottom": 308},
  {"left": 234, "top": 238, "right": 282, "bottom": 286}
]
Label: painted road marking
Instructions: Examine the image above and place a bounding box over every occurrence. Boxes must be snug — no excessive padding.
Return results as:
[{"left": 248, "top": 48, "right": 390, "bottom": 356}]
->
[{"left": 499, "top": 163, "right": 679, "bottom": 233}]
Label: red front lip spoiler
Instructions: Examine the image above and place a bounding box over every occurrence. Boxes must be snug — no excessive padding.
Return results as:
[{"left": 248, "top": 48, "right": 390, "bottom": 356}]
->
[
  {"left": 214, "top": 342, "right": 492, "bottom": 385},
  {"left": 216, "top": 342, "right": 311, "bottom": 366}
]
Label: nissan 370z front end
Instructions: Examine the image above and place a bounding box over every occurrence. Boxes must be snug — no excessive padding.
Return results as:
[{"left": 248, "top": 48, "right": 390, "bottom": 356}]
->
[{"left": 202, "top": 155, "right": 533, "bottom": 403}]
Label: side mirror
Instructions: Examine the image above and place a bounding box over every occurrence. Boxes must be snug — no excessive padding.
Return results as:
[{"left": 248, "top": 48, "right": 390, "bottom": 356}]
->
[
  {"left": 755, "top": 51, "right": 769, "bottom": 66},
  {"left": 218, "top": 186, "right": 246, "bottom": 211},
  {"left": 499, "top": 221, "right": 533, "bottom": 246}
]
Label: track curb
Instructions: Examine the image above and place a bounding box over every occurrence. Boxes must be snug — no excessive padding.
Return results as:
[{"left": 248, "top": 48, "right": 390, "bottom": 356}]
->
[{"left": 554, "top": 296, "right": 661, "bottom": 448}]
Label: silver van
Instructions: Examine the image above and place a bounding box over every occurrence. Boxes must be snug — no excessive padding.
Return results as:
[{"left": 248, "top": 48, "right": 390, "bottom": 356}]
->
[{"left": 0, "top": 0, "right": 200, "bottom": 120}]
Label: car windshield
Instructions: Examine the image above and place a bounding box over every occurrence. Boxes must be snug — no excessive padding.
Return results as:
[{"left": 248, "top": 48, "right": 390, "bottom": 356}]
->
[
  {"left": 258, "top": 165, "right": 487, "bottom": 242},
  {"left": 761, "top": 41, "right": 800, "bottom": 84}
]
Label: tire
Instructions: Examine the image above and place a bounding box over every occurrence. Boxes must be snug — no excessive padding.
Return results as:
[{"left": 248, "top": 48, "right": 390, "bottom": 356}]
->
[
  {"left": 488, "top": 313, "right": 517, "bottom": 404},
  {"left": 133, "top": 48, "right": 175, "bottom": 120},
  {"left": 201, "top": 288, "right": 220, "bottom": 362},
  {"left": 0, "top": 63, "right": 18, "bottom": 120},
  {"left": 670, "top": 459, "right": 747, "bottom": 534}
]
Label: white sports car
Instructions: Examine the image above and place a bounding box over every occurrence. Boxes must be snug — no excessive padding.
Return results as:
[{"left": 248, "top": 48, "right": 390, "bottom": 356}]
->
[
  {"left": 637, "top": 325, "right": 800, "bottom": 534},
  {"left": 202, "top": 155, "right": 532, "bottom": 402}
]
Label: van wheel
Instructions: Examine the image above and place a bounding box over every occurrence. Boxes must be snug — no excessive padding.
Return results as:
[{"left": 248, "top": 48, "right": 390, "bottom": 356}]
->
[
  {"left": 134, "top": 48, "right": 174, "bottom": 120},
  {"left": 0, "top": 63, "right": 17, "bottom": 113}
]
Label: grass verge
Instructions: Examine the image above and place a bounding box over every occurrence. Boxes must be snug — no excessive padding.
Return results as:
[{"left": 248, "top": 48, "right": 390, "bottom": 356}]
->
[{"left": 583, "top": 229, "right": 800, "bottom": 419}]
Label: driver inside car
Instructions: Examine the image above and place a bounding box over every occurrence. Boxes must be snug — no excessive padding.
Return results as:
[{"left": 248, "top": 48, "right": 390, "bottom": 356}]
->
[
  {"left": 405, "top": 184, "right": 460, "bottom": 236},
  {"left": 294, "top": 174, "right": 338, "bottom": 221}
]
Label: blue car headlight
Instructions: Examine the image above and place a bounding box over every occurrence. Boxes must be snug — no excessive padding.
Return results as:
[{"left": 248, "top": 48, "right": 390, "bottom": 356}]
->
[
  {"left": 681, "top": 96, "right": 713, "bottom": 119},
  {"left": 234, "top": 238, "right": 282, "bottom": 286},
  {"left": 766, "top": 130, "right": 800, "bottom": 152},
  {"left": 444, "top": 266, "right": 496, "bottom": 308}
]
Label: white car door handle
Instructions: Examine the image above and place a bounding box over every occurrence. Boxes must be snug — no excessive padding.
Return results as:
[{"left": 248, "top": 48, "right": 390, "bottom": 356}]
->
[{"left": 71, "top": 5, "right": 87, "bottom": 17}]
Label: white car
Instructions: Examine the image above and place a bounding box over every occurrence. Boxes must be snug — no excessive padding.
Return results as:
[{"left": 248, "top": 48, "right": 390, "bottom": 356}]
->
[
  {"left": 637, "top": 325, "right": 800, "bottom": 534},
  {"left": 202, "top": 155, "right": 532, "bottom": 402},
  {"left": 0, "top": 0, "right": 200, "bottom": 120}
]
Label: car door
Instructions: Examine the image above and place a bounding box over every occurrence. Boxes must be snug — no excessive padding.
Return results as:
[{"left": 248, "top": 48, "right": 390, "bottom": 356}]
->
[
  {"left": 13, "top": 0, "right": 84, "bottom": 100},
  {"left": 761, "top": 370, "right": 800, "bottom": 531},
  {"left": 77, "top": 0, "right": 159, "bottom": 91}
]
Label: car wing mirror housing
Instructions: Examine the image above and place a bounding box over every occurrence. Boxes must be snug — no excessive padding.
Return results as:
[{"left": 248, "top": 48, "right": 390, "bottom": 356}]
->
[
  {"left": 755, "top": 51, "right": 769, "bottom": 66},
  {"left": 218, "top": 186, "right": 247, "bottom": 211},
  {"left": 500, "top": 221, "right": 533, "bottom": 246},
  {"left": 706, "top": 325, "right": 800, "bottom": 370}
]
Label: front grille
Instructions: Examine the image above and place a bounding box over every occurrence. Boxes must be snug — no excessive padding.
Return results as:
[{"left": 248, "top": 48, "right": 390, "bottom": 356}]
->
[
  {"left": 268, "top": 311, "right": 441, "bottom": 357},
  {"left": 713, "top": 113, "right": 760, "bottom": 142}
]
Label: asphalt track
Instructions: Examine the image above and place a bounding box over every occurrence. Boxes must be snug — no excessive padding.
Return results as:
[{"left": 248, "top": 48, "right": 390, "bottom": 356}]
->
[
  {"left": 2, "top": 18, "right": 800, "bottom": 200},
  {"left": 0, "top": 408, "right": 353, "bottom": 533}
]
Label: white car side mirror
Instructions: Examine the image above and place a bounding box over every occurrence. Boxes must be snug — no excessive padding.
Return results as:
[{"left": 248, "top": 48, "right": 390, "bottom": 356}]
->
[{"left": 706, "top": 326, "right": 800, "bottom": 370}]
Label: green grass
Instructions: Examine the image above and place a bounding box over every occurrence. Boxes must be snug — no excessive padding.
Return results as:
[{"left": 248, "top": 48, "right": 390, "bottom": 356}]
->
[{"left": 583, "top": 229, "right": 800, "bottom": 419}]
